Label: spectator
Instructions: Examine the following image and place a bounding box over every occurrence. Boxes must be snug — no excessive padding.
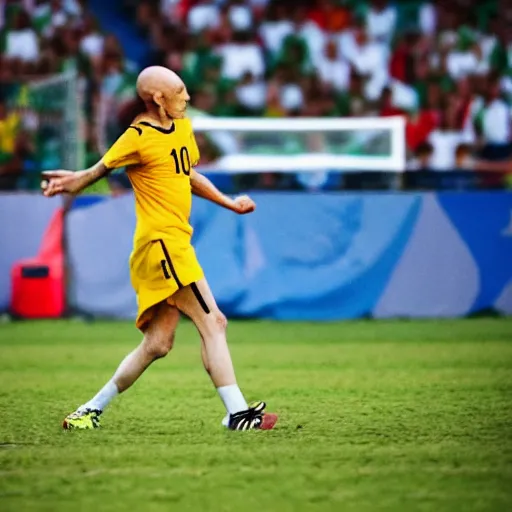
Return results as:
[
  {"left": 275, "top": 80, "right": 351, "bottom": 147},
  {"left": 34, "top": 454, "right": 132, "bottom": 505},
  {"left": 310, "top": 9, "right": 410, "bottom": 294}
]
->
[
  {"left": 208, "top": 8, "right": 234, "bottom": 46},
  {"left": 228, "top": 0, "right": 253, "bottom": 32},
  {"left": 446, "top": 40, "right": 489, "bottom": 81},
  {"left": 365, "top": 0, "right": 397, "bottom": 45},
  {"left": 263, "top": 82, "right": 286, "bottom": 118},
  {"left": 0, "top": 98, "right": 20, "bottom": 158},
  {"left": 34, "top": 0, "right": 69, "bottom": 38},
  {"left": 428, "top": 99, "right": 474, "bottom": 170},
  {"left": 340, "top": 23, "right": 389, "bottom": 101},
  {"left": 275, "top": 33, "right": 311, "bottom": 75},
  {"left": 418, "top": 1, "right": 437, "bottom": 37},
  {"left": 454, "top": 142, "right": 475, "bottom": 170},
  {"left": 0, "top": 98, "right": 33, "bottom": 190},
  {"left": 478, "top": 77, "right": 512, "bottom": 161},
  {"left": 488, "top": 18, "right": 511, "bottom": 76},
  {"left": 79, "top": 15, "right": 104, "bottom": 63},
  {"left": 307, "top": 0, "right": 352, "bottom": 33},
  {"left": 435, "top": 3, "right": 459, "bottom": 50},
  {"left": 379, "top": 86, "right": 404, "bottom": 117},
  {"left": 187, "top": 0, "right": 221, "bottom": 33},
  {"left": 338, "top": 72, "right": 368, "bottom": 117},
  {"left": 5, "top": 9, "right": 39, "bottom": 62},
  {"left": 314, "top": 39, "right": 351, "bottom": 93},
  {"left": 258, "top": 2, "right": 292, "bottom": 56},
  {"left": 235, "top": 72, "right": 267, "bottom": 115},
  {"left": 217, "top": 30, "right": 265, "bottom": 81},
  {"left": 407, "top": 141, "right": 434, "bottom": 171},
  {"left": 406, "top": 105, "right": 438, "bottom": 154},
  {"left": 389, "top": 78, "right": 419, "bottom": 112},
  {"left": 390, "top": 32, "right": 420, "bottom": 85},
  {"left": 280, "top": 82, "right": 304, "bottom": 116},
  {"left": 290, "top": 5, "right": 325, "bottom": 64}
]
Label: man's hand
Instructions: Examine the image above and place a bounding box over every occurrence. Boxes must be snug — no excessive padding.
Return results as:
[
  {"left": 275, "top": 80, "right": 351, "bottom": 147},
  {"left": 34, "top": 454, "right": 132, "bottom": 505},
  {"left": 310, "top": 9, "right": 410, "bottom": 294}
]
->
[
  {"left": 190, "top": 170, "right": 256, "bottom": 214},
  {"left": 230, "top": 195, "right": 256, "bottom": 215},
  {"left": 41, "top": 170, "right": 88, "bottom": 197}
]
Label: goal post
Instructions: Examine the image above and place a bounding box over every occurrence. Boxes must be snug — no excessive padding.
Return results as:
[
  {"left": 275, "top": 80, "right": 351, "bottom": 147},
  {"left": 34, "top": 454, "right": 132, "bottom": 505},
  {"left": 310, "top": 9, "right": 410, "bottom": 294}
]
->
[
  {"left": 25, "top": 71, "right": 119, "bottom": 193},
  {"left": 191, "top": 116, "right": 406, "bottom": 173},
  {"left": 26, "top": 70, "right": 85, "bottom": 173}
]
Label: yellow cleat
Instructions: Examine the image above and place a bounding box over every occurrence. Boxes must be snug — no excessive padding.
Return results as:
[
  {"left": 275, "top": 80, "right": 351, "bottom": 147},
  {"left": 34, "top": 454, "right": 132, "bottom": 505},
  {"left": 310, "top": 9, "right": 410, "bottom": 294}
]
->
[{"left": 62, "top": 408, "right": 102, "bottom": 430}]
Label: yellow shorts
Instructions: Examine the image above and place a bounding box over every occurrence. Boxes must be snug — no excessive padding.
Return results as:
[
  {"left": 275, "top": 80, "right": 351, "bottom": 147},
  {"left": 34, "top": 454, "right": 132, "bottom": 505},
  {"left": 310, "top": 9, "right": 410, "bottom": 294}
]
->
[{"left": 130, "top": 237, "right": 204, "bottom": 330}]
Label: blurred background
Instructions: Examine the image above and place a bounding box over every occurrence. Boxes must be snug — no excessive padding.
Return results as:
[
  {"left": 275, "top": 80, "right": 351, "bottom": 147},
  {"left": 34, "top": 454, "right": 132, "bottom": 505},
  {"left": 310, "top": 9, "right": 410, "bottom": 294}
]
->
[
  {"left": 1, "top": 0, "right": 511, "bottom": 191},
  {"left": 0, "top": 0, "right": 511, "bottom": 322}
]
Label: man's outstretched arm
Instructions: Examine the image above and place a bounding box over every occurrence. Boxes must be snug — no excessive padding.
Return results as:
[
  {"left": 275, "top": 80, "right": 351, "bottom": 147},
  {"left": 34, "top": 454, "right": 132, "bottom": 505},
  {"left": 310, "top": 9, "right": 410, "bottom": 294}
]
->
[
  {"left": 41, "top": 160, "right": 113, "bottom": 197},
  {"left": 190, "top": 169, "right": 255, "bottom": 214},
  {"left": 42, "top": 126, "right": 140, "bottom": 197}
]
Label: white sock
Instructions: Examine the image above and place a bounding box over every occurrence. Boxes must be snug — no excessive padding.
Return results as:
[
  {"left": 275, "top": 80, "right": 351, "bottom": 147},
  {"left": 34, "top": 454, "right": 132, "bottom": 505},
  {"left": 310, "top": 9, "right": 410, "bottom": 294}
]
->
[
  {"left": 78, "top": 380, "right": 119, "bottom": 412},
  {"left": 217, "top": 384, "right": 248, "bottom": 415}
]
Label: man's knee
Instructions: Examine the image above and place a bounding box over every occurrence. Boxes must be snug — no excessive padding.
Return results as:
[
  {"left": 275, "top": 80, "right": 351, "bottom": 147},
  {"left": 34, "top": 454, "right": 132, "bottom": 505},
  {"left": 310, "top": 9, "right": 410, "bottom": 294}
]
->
[
  {"left": 211, "top": 310, "right": 227, "bottom": 332},
  {"left": 144, "top": 330, "right": 175, "bottom": 360},
  {"left": 201, "top": 309, "right": 227, "bottom": 337},
  {"left": 141, "top": 302, "right": 179, "bottom": 360}
]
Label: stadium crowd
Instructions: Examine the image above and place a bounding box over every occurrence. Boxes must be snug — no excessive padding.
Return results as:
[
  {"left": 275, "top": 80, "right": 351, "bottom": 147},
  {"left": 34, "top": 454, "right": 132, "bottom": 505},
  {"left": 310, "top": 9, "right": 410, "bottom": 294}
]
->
[{"left": 0, "top": 0, "right": 511, "bottom": 191}]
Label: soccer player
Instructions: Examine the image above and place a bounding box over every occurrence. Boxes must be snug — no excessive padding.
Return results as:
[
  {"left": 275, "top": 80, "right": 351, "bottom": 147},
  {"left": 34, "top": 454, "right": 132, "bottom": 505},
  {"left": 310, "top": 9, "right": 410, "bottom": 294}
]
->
[{"left": 41, "top": 66, "right": 277, "bottom": 431}]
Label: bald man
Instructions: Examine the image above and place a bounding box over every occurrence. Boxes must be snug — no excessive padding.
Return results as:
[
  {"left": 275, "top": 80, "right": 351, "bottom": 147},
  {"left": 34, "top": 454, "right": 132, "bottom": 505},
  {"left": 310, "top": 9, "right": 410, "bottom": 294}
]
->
[{"left": 41, "top": 66, "right": 277, "bottom": 431}]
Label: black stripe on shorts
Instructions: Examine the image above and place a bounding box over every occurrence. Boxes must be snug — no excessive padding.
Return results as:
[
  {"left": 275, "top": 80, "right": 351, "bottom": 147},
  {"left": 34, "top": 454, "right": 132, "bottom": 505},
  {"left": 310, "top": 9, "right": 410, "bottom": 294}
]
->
[
  {"left": 191, "top": 282, "right": 210, "bottom": 314},
  {"left": 157, "top": 239, "right": 183, "bottom": 288}
]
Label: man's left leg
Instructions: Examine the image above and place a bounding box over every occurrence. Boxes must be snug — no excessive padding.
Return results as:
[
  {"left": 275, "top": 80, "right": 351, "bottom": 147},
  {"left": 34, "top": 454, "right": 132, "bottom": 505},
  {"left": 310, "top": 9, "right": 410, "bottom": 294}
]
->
[{"left": 63, "top": 302, "right": 180, "bottom": 429}]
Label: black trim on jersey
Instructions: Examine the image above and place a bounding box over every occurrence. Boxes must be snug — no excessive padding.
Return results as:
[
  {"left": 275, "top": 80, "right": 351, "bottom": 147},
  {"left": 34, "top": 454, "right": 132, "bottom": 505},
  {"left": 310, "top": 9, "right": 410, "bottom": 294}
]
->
[
  {"left": 157, "top": 239, "right": 183, "bottom": 288},
  {"left": 191, "top": 282, "right": 210, "bottom": 314},
  {"left": 128, "top": 125, "right": 142, "bottom": 136},
  {"left": 138, "top": 121, "right": 175, "bottom": 134}
]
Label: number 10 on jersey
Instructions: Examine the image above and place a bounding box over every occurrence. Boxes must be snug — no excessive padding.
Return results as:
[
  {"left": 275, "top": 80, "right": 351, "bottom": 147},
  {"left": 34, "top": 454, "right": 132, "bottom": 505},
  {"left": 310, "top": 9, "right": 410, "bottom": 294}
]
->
[{"left": 171, "top": 147, "right": 191, "bottom": 176}]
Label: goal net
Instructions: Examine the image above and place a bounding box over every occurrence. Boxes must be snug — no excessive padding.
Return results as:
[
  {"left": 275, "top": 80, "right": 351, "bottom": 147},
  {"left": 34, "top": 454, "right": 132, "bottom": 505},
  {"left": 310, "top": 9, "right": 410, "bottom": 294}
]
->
[
  {"left": 191, "top": 116, "right": 406, "bottom": 173},
  {"left": 26, "top": 71, "right": 84, "bottom": 173}
]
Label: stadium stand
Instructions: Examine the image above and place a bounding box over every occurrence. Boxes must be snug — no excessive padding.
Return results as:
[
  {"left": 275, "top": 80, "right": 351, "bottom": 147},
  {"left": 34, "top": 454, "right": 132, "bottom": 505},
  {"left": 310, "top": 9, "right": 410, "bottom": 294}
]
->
[{"left": 0, "top": 0, "right": 511, "bottom": 191}]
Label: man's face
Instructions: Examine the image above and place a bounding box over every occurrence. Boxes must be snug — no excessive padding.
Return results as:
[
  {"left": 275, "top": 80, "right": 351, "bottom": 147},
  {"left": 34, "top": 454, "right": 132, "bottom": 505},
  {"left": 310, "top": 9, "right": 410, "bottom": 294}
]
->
[{"left": 161, "top": 85, "right": 190, "bottom": 119}]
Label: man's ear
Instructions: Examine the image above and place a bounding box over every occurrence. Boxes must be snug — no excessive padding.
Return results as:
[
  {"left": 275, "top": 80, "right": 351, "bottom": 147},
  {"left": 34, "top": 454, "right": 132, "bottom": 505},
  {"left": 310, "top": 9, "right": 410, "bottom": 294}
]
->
[{"left": 153, "top": 91, "right": 164, "bottom": 108}]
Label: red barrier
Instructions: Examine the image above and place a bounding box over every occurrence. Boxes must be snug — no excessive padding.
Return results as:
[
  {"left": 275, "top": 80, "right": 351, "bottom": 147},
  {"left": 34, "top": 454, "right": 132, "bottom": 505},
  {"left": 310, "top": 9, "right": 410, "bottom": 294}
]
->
[{"left": 10, "top": 208, "right": 65, "bottom": 318}]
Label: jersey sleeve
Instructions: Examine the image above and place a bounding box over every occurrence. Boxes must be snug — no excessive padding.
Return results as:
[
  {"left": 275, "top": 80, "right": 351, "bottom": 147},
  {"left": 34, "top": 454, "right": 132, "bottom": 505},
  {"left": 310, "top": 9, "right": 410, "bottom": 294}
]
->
[{"left": 102, "top": 126, "right": 141, "bottom": 170}]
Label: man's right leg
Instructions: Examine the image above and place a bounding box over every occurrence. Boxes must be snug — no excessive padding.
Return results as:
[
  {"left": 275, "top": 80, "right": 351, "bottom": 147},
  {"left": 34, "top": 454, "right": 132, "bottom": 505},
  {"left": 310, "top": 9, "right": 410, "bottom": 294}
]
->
[
  {"left": 63, "top": 302, "right": 180, "bottom": 429},
  {"left": 172, "top": 279, "right": 277, "bottom": 431}
]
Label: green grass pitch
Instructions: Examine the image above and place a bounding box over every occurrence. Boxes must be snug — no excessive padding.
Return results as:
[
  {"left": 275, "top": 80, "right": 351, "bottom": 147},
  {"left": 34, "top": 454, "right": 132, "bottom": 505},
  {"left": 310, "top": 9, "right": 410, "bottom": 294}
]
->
[{"left": 0, "top": 318, "right": 511, "bottom": 512}]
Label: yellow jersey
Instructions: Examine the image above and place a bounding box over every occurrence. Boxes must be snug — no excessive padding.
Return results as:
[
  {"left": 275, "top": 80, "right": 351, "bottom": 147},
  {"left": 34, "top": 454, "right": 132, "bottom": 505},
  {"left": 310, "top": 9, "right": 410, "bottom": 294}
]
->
[{"left": 102, "top": 118, "right": 200, "bottom": 247}]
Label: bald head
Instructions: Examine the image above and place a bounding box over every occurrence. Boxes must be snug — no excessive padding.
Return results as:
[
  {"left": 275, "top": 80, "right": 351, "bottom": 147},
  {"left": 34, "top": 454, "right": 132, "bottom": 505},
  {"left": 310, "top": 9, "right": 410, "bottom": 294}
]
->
[{"left": 136, "top": 66, "right": 189, "bottom": 120}]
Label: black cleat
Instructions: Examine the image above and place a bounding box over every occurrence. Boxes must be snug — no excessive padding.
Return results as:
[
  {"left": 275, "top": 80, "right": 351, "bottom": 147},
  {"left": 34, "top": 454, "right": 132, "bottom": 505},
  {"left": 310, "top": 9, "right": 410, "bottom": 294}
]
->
[{"left": 228, "top": 401, "right": 275, "bottom": 431}]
